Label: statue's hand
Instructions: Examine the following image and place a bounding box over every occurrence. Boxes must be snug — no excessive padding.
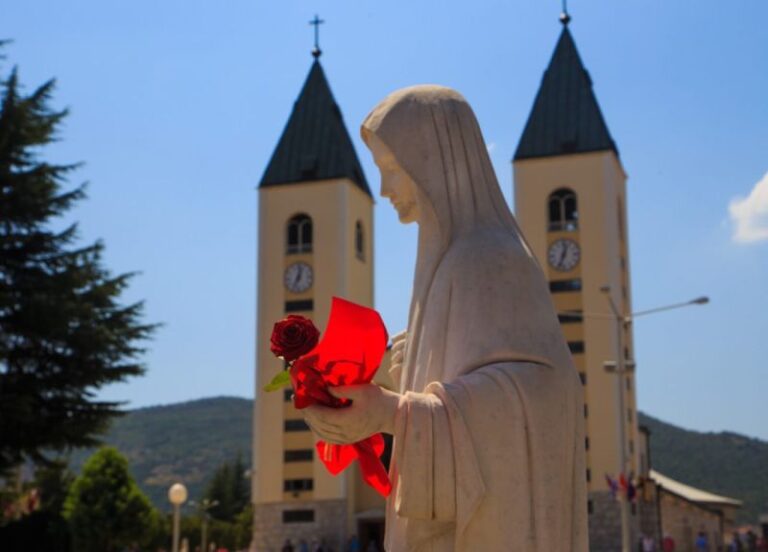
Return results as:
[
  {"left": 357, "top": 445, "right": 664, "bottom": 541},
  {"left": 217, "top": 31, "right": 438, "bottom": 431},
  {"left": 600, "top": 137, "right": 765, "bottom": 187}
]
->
[
  {"left": 302, "top": 384, "right": 402, "bottom": 445},
  {"left": 390, "top": 330, "right": 407, "bottom": 375}
]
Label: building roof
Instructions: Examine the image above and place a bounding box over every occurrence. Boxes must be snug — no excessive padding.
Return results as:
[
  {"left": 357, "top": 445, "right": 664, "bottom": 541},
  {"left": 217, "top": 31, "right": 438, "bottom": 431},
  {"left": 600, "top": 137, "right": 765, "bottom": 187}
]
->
[
  {"left": 650, "top": 470, "right": 743, "bottom": 507},
  {"left": 514, "top": 25, "right": 618, "bottom": 161},
  {"left": 260, "top": 60, "right": 371, "bottom": 196}
]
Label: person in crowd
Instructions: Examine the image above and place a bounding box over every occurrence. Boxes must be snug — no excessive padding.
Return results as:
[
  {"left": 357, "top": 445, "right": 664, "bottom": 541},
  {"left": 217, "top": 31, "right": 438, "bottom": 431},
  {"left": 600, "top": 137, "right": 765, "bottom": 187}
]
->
[
  {"left": 695, "top": 531, "right": 708, "bottom": 551},
  {"left": 641, "top": 533, "right": 656, "bottom": 551},
  {"left": 347, "top": 534, "right": 361, "bottom": 552},
  {"left": 732, "top": 532, "right": 745, "bottom": 552},
  {"left": 281, "top": 538, "right": 295, "bottom": 552},
  {"left": 661, "top": 533, "right": 676, "bottom": 552}
]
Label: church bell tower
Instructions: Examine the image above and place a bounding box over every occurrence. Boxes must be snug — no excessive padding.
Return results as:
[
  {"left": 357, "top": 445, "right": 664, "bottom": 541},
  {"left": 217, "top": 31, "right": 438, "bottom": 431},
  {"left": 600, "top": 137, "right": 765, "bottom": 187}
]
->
[
  {"left": 252, "top": 49, "right": 374, "bottom": 550},
  {"left": 513, "top": 16, "right": 641, "bottom": 550}
]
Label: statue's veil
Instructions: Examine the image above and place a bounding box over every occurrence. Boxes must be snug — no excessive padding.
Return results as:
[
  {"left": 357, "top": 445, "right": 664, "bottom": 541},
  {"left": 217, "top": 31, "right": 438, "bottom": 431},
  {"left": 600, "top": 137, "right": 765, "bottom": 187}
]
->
[{"left": 361, "top": 85, "right": 574, "bottom": 390}]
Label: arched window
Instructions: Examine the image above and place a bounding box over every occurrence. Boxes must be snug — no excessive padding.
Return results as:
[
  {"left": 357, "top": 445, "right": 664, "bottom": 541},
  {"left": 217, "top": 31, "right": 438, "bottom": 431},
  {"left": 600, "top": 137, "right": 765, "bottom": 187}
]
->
[
  {"left": 355, "top": 221, "right": 365, "bottom": 260},
  {"left": 548, "top": 188, "right": 578, "bottom": 231},
  {"left": 286, "top": 214, "right": 312, "bottom": 254}
]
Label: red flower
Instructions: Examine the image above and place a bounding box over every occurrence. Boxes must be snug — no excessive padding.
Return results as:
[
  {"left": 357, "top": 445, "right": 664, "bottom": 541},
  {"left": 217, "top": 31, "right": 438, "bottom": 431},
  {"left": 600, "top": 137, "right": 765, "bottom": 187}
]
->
[
  {"left": 287, "top": 297, "right": 392, "bottom": 497},
  {"left": 270, "top": 315, "right": 319, "bottom": 362}
]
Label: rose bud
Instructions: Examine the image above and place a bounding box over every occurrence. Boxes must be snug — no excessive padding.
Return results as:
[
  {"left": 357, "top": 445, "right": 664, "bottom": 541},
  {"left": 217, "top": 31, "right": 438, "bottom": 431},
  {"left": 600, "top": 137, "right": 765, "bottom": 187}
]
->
[{"left": 270, "top": 315, "right": 320, "bottom": 362}]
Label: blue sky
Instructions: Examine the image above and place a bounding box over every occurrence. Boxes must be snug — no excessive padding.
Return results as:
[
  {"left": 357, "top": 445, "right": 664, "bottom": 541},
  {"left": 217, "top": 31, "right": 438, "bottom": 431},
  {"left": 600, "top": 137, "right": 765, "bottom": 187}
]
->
[{"left": 3, "top": 1, "right": 767, "bottom": 439}]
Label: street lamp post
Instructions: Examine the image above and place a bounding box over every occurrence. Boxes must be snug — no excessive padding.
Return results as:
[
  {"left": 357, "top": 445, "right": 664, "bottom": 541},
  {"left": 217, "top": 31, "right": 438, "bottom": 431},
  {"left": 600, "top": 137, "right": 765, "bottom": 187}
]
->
[
  {"left": 599, "top": 286, "right": 709, "bottom": 552},
  {"left": 189, "top": 498, "right": 219, "bottom": 552},
  {"left": 600, "top": 286, "right": 633, "bottom": 552},
  {"left": 168, "top": 482, "right": 188, "bottom": 552},
  {"left": 201, "top": 506, "right": 209, "bottom": 552}
]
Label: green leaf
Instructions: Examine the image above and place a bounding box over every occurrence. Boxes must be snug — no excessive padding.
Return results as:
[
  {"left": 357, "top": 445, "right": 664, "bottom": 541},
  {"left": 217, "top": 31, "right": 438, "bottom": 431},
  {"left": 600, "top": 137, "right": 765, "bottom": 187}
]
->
[{"left": 263, "top": 370, "right": 291, "bottom": 392}]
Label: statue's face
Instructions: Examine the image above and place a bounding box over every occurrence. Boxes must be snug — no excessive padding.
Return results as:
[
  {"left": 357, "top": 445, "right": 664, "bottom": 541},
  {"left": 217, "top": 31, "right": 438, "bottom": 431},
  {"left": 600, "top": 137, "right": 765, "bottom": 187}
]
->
[{"left": 367, "top": 133, "right": 419, "bottom": 224}]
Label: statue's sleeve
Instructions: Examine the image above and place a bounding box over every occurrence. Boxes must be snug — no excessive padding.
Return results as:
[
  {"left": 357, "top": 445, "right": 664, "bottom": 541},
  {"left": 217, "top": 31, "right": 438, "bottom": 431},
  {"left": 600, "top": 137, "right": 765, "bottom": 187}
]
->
[
  {"left": 390, "top": 362, "right": 587, "bottom": 551},
  {"left": 392, "top": 369, "right": 508, "bottom": 525},
  {"left": 392, "top": 390, "right": 458, "bottom": 521}
]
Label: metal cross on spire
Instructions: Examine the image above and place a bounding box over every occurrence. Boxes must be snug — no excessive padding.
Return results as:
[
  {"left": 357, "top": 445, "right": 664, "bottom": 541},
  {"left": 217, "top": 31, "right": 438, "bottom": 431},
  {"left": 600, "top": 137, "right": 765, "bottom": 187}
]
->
[
  {"left": 560, "top": 0, "right": 571, "bottom": 25},
  {"left": 309, "top": 14, "right": 325, "bottom": 58}
]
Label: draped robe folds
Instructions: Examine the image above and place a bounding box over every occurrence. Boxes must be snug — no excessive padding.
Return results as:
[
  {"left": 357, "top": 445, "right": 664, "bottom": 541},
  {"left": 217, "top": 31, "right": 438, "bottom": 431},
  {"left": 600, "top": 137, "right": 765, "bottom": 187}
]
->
[{"left": 361, "top": 86, "right": 588, "bottom": 552}]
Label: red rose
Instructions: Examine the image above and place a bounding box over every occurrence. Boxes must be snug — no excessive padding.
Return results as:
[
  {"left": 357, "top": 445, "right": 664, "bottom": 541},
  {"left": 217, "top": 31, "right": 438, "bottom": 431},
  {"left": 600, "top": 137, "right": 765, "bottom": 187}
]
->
[
  {"left": 270, "top": 315, "right": 319, "bottom": 362},
  {"left": 289, "top": 354, "right": 350, "bottom": 409}
]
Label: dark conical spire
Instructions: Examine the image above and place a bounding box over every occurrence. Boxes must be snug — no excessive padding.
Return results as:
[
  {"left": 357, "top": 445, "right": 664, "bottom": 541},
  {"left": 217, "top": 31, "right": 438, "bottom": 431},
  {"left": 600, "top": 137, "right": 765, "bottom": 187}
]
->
[
  {"left": 260, "top": 60, "right": 370, "bottom": 196},
  {"left": 514, "top": 26, "right": 618, "bottom": 161}
]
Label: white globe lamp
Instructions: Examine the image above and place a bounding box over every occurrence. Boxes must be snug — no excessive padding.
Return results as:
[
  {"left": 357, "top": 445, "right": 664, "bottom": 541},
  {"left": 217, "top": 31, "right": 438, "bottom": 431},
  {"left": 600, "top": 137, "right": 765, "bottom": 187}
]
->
[{"left": 168, "top": 482, "right": 187, "bottom": 552}]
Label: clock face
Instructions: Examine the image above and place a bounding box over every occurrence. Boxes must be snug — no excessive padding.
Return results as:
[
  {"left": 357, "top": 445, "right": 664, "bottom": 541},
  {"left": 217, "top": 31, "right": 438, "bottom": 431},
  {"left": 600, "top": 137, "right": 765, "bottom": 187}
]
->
[
  {"left": 284, "top": 262, "right": 313, "bottom": 293},
  {"left": 547, "top": 239, "right": 581, "bottom": 272}
]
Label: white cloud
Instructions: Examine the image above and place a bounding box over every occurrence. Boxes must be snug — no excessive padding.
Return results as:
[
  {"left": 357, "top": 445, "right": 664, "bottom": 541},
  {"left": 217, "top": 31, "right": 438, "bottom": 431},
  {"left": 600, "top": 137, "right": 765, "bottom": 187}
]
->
[
  {"left": 486, "top": 142, "right": 497, "bottom": 154},
  {"left": 729, "top": 171, "right": 768, "bottom": 243}
]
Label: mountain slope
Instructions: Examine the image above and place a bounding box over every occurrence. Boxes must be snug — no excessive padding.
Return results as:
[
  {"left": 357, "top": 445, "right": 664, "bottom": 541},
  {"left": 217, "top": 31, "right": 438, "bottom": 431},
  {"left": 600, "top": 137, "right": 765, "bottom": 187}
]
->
[
  {"left": 70, "top": 396, "right": 252, "bottom": 510},
  {"left": 69, "top": 398, "right": 765, "bottom": 523}
]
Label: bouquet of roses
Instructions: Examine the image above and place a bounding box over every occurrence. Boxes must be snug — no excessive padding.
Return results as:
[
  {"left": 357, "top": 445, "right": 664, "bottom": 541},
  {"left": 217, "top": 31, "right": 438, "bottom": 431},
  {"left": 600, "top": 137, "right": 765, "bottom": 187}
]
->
[{"left": 265, "top": 297, "right": 392, "bottom": 497}]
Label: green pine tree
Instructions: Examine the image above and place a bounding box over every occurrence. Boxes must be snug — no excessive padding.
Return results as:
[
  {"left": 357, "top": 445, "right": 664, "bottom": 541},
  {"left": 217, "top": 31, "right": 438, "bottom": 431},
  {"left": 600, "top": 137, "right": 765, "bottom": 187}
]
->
[
  {"left": 62, "top": 447, "right": 162, "bottom": 552},
  {"left": 0, "top": 53, "right": 156, "bottom": 473},
  {"left": 230, "top": 454, "right": 249, "bottom": 516},
  {"left": 204, "top": 453, "right": 250, "bottom": 522}
]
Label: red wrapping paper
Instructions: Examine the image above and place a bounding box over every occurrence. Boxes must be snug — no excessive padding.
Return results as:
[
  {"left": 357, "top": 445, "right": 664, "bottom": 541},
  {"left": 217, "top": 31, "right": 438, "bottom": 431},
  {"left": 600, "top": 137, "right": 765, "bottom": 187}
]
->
[{"left": 289, "top": 297, "right": 392, "bottom": 497}]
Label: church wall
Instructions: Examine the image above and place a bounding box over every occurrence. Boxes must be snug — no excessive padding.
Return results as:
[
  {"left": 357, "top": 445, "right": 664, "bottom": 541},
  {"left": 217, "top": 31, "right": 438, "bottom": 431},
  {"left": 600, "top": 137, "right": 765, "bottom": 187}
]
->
[
  {"left": 252, "top": 498, "right": 347, "bottom": 552},
  {"left": 638, "top": 483, "right": 663, "bottom": 546},
  {"left": 588, "top": 491, "right": 623, "bottom": 552},
  {"left": 253, "top": 186, "right": 290, "bottom": 505},
  {"left": 253, "top": 178, "right": 374, "bottom": 548},
  {"left": 578, "top": 152, "right": 628, "bottom": 480},
  {"left": 515, "top": 150, "right": 640, "bottom": 549},
  {"left": 514, "top": 150, "right": 635, "bottom": 490},
  {"left": 588, "top": 491, "right": 643, "bottom": 552},
  {"left": 659, "top": 491, "right": 722, "bottom": 552},
  {"left": 344, "top": 184, "right": 375, "bottom": 308},
  {"left": 605, "top": 153, "right": 639, "bottom": 473},
  {"left": 719, "top": 504, "right": 738, "bottom": 540}
]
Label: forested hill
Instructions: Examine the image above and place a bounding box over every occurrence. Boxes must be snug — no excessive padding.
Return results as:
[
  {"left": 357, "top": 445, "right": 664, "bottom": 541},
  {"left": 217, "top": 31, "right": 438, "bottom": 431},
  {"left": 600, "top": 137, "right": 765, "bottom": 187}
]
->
[
  {"left": 638, "top": 412, "right": 768, "bottom": 523},
  {"left": 70, "top": 397, "right": 765, "bottom": 523},
  {"left": 70, "top": 397, "right": 253, "bottom": 511}
]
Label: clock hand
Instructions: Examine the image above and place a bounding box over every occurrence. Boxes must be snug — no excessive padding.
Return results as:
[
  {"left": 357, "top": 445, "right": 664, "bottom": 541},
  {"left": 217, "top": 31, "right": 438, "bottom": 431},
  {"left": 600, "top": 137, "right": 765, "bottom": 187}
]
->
[
  {"left": 559, "top": 247, "right": 567, "bottom": 266},
  {"left": 293, "top": 270, "right": 301, "bottom": 287}
]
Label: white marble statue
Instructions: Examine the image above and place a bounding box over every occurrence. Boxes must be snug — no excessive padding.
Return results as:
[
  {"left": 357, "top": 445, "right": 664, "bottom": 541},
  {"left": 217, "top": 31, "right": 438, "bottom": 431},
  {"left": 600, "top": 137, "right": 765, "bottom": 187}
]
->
[{"left": 303, "top": 85, "right": 588, "bottom": 551}]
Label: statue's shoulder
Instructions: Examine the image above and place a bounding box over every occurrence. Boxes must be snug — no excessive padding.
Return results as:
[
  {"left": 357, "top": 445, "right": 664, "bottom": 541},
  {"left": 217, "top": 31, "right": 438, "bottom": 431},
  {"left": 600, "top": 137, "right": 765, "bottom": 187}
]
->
[{"left": 443, "top": 229, "right": 514, "bottom": 266}]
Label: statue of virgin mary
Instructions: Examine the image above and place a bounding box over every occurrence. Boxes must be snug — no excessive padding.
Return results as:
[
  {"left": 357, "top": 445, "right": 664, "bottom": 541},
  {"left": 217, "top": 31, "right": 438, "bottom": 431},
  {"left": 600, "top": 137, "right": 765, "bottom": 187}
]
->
[{"left": 303, "top": 86, "right": 588, "bottom": 552}]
